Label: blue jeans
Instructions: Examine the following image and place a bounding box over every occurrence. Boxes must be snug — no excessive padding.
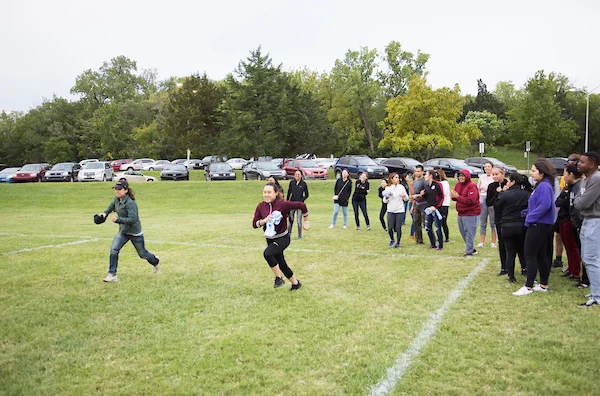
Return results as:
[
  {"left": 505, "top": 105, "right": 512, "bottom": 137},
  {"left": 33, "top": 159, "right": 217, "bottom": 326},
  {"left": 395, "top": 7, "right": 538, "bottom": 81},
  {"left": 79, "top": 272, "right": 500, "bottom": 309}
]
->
[
  {"left": 109, "top": 232, "right": 158, "bottom": 274},
  {"left": 332, "top": 204, "right": 348, "bottom": 226},
  {"left": 581, "top": 218, "right": 600, "bottom": 300},
  {"left": 425, "top": 211, "right": 443, "bottom": 248}
]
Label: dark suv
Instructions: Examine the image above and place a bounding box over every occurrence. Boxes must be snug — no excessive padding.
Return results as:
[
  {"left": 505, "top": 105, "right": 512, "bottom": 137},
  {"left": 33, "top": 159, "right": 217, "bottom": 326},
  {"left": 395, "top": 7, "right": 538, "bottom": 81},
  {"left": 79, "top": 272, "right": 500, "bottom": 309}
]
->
[
  {"left": 44, "top": 162, "right": 81, "bottom": 182},
  {"left": 334, "top": 155, "right": 389, "bottom": 179}
]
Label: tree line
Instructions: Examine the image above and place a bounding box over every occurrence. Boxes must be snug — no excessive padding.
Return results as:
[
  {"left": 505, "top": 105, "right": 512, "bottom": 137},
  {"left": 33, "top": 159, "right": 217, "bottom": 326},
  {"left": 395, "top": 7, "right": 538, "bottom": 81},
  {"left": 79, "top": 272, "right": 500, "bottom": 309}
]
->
[{"left": 1, "top": 42, "right": 598, "bottom": 166}]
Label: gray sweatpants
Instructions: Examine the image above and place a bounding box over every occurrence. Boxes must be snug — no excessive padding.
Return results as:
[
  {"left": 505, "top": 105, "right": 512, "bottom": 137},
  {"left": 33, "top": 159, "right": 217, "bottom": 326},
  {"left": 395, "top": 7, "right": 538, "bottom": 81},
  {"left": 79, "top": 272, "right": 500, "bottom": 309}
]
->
[{"left": 458, "top": 215, "right": 479, "bottom": 255}]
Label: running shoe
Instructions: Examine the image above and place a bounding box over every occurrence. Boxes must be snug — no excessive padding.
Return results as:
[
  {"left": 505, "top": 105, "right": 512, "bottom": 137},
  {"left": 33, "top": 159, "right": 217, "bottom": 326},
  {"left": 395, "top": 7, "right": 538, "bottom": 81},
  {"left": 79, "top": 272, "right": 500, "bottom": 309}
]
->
[
  {"left": 103, "top": 273, "right": 118, "bottom": 283},
  {"left": 513, "top": 286, "right": 533, "bottom": 296},
  {"left": 290, "top": 281, "right": 302, "bottom": 291},
  {"left": 274, "top": 277, "right": 285, "bottom": 288}
]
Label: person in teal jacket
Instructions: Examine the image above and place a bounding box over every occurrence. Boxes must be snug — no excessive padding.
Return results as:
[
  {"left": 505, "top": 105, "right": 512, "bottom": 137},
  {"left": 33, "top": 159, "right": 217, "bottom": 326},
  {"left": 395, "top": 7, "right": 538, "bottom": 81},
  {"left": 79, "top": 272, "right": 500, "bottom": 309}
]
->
[{"left": 96, "top": 180, "right": 159, "bottom": 282}]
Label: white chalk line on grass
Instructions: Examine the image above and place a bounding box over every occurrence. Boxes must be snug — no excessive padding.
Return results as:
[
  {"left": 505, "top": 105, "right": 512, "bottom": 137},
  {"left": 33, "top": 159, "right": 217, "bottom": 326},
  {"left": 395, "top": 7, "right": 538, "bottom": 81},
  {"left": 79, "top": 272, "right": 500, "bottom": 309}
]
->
[
  {"left": 368, "top": 258, "right": 490, "bottom": 396},
  {"left": 1, "top": 239, "right": 101, "bottom": 256},
  {"left": 0, "top": 232, "right": 468, "bottom": 260}
]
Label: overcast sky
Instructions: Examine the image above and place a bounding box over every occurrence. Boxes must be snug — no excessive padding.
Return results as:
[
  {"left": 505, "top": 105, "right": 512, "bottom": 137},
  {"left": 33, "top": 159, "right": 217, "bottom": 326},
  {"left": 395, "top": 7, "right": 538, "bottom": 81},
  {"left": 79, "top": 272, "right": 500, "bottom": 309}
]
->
[{"left": 2, "top": 0, "right": 599, "bottom": 113}]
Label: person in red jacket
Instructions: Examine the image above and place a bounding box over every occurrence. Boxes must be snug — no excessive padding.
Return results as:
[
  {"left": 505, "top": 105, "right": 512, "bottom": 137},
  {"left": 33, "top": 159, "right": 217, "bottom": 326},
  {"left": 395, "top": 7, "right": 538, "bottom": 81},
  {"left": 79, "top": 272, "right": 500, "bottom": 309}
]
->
[
  {"left": 451, "top": 169, "right": 481, "bottom": 256},
  {"left": 253, "top": 182, "right": 310, "bottom": 290}
]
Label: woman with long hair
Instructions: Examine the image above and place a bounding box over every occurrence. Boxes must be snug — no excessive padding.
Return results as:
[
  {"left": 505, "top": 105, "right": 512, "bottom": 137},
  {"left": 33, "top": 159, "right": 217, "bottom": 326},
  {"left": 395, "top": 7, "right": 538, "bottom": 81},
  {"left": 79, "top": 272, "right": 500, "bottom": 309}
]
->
[
  {"left": 267, "top": 176, "right": 285, "bottom": 200},
  {"left": 513, "top": 159, "right": 556, "bottom": 296},
  {"left": 477, "top": 161, "right": 498, "bottom": 248},
  {"left": 352, "top": 172, "right": 371, "bottom": 231},
  {"left": 287, "top": 170, "right": 309, "bottom": 240},
  {"left": 253, "top": 182, "right": 310, "bottom": 290},
  {"left": 436, "top": 168, "right": 451, "bottom": 242},
  {"left": 421, "top": 169, "right": 445, "bottom": 250},
  {"left": 96, "top": 180, "right": 159, "bottom": 282},
  {"left": 330, "top": 169, "right": 352, "bottom": 229},
  {"left": 382, "top": 172, "right": 409, "bottom": 248}
]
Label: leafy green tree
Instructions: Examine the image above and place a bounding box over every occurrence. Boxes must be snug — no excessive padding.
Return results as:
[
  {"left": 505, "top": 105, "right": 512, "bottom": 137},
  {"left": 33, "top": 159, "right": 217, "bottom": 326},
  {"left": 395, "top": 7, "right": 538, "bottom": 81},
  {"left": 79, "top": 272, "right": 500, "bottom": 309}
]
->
[
  {"left": 462, "top": 79, "right": 505, "bottom": 119},
  {"left": 163, "top": 73, "right": 224, "bottom": 158},
  {"left": 494, "top": 81, "right": 522, "bottom": 114},
  {"left": 329, "top": 46, "right": 383, "bottom": 154},
  {"left": 508, "top": 70, "right": 578, "bottom": 155},
  {"left": 463, "top": 111, "right": 506, "bottom": 147},
  {"left": 378, "top": 41, "right": 429, "bottom": 98},
  {"left": 379, "top": 76, "right": 481, "bottom": 160}
]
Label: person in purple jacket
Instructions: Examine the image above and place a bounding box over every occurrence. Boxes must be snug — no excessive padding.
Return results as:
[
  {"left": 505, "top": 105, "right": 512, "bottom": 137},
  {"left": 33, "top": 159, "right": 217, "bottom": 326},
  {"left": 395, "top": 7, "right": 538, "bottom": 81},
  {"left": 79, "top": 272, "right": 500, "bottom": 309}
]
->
[
  {"left": 253, "top": 182, "right": 310, "bottom": 290},
  {"left": 513, "top": 159, "right": 557, "bottom": 296}
]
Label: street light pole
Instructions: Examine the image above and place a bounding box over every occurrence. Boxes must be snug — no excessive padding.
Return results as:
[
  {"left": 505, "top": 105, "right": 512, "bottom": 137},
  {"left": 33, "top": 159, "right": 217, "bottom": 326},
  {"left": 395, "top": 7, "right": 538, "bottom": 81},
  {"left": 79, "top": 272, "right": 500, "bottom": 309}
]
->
[{"left": 585, "top": 84, "right": 600, "bottom": 153}]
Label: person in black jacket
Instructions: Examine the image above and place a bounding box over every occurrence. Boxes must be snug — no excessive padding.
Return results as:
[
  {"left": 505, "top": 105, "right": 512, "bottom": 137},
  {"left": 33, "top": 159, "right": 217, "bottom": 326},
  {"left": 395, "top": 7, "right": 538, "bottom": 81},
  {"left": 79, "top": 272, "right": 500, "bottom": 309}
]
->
[
  {"left": 378, "top": 179, "right": 388, "bottom": 231},
  {"left": 420, "top": 170, "right": 444, "bottom": 250},
  {"left": 352, "top": 173, "right": 371, "bottom": 230},
  {"left": 494, "top": 173, "right": 532, "bottom": 282},
  {"left": 287, "top": 170, "right": 309, "bottom": 239},
  {"left": 556, "top": 164, "right": 582, "bottom": 281},
  {"left": 330, "top": 169, "right": 352, "bottom": 229},
  {"left": 487, "top": 167, "right": 508, "bottom": 276}
]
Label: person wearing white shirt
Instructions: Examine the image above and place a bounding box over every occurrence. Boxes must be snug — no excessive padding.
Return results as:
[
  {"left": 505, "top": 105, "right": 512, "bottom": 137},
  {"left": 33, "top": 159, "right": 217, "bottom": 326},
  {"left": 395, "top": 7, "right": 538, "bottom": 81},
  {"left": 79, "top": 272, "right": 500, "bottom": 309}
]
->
[
  {"left": 383, "top": 172, "right": 409, "bottom": 248},
  {"left": 477, "top": 161, "right": 497, "bottom": 248},
  {"left": 435, "top": 168, "right": 451, "bottom": 243}
]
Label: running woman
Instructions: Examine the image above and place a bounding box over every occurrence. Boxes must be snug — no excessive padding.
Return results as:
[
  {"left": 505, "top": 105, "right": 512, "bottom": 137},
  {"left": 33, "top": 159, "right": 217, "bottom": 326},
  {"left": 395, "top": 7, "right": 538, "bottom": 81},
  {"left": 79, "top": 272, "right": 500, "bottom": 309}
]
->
[
  {"left": 97, "top": 180, "right": 159, "bottom": 282},
  {"left": 253, "top": 182, "right": 310, "bottom": 290}
]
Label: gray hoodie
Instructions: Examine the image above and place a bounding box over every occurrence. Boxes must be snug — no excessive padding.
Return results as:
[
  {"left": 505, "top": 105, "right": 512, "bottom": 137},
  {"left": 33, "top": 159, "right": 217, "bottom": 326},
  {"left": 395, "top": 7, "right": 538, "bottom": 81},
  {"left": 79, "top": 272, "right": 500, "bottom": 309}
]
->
[{"left": 574, "top": 170, "right": 600, "bottom": 219}]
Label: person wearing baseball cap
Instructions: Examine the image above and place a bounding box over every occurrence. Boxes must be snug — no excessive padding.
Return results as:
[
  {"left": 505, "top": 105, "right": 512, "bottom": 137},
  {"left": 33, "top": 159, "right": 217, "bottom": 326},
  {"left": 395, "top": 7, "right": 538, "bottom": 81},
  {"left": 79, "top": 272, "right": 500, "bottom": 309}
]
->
[{"left": 96, "top": 180, "right": 159, "bottom": 282}]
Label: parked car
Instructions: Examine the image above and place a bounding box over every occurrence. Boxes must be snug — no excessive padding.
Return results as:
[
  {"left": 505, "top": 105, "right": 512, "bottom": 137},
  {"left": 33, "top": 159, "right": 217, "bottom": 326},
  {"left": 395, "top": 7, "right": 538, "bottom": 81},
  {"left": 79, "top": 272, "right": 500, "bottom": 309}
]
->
[
  {"left": 204, "top": 162, "right": 236, "bottom": 181},
  {"left": 44, "top": 162, "right": 81, "bottom": 182},
  {"left": 0, "top": 167, "right": 20, "bottom": 183},
  {"left": 184, "top": 159, "right": 203, "bottom": 170},
  {"left": 78, "top": 162, "right": 114, "bottom": 182},
  {"left": 282, "top": 159, "right": 328, "bottom": 179},
  {"left": 422, "top": 158, "right": 483, "bottom": 178},
  {"left": 315, "top": 158, "right": 338, "bottom": 169},
  {"left": 142, "top": 160, "right": 171, "bottom": 171},
  {"left": 13, "top": 164, "right": 47, "bottom": 183},
  {"left": 547, "top": 157, "right": 568, "bottom": 175},
  {"left": 120, "top": 158, "right": 154, "bottom": 171},
  {"left": 161, "top": 164, "right": 190, "bottom": 181},
  {"left": 79, "top": 159, "right": 99, "bottom": 167},
  {"left": 113, "top": 170, "right": 157, "bottom": 183},
  {"left": 243, "top": 161, "right": 287, "bottom": 180},
  {"left": 110, "top": 159, "right": 132, "bottom": 172},
  {"left": 379, "top": 157, "right": 429, "bottom": 177},
  {"left": 171, "top": 159, "right": 187, "bottom": 166},
  {"left": 226, "top": 158, "right": 248, "bottom": 170},
  {"left": 464, "top": 157, "right": 517, "bottom": 173},
  {"left": 333, "top": 155, "right": 389, "bottom": 179}
]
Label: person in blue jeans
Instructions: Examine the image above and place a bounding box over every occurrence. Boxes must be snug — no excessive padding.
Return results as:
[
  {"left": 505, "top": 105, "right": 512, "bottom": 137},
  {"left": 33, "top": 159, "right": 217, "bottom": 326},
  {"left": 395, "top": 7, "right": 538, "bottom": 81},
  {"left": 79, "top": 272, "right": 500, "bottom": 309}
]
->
[
  {"left": 420, "top": 170, "right": 445, "bottom": 250},
  {"left": 330, "top": 169, "right": 352, "bottom": 229},
  {"left": 97, "top": 180, "right": 159, "bottom": 282}
]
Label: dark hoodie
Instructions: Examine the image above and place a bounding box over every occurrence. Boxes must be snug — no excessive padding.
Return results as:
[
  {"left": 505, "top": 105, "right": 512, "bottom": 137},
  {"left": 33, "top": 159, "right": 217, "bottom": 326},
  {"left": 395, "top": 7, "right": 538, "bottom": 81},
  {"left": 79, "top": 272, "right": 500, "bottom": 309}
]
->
[{"left": 452, "top": 169, "right": 481, "bottom": 217}]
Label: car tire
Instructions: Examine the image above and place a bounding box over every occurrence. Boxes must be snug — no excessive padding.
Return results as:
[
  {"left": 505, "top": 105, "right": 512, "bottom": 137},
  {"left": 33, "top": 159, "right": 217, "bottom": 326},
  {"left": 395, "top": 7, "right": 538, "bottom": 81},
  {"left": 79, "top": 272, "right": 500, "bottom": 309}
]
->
[
  {"left": 147, "top": 179, "right": 154, "bottom": 182},
  {"left": 127, "top": 167, "right": 133, "bottom": 171},
  {"left": 149, "top": 167, "right": 154, "bottom": 171}
]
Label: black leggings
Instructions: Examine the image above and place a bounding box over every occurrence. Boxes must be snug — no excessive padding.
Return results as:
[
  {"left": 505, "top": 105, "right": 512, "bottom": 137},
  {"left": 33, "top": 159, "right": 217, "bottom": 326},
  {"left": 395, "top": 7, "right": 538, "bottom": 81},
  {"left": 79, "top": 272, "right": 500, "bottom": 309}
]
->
[
  {"left": 380, "top": 203, "right": 387, "bottom": 230},
  {"left": 524, "top": 223, "right": 553, "bottom": 288},
  {"left": 439, "top": 206, "right": 449, "bottom": 241},
  {"left": 387, "top": 212, "right": 405, "bottom": 244},
  {"left": 353, "top": 199, "right": 370, "bottom": 227},
  {"left": 264, "top": 234, "right": 293, "bottom": 279},
  {"left": 497, "top": 225, "right": 507, "bottom": 271},
  {"left": 502, "top": 223, "right": 526, "bottom": 279}
]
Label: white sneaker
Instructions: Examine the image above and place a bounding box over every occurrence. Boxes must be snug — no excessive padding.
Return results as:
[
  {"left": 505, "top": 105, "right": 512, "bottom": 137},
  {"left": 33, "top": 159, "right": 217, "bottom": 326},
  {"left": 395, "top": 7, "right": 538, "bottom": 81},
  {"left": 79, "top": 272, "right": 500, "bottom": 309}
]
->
[
  {"left": 152, "top": 256, "right": 160, "bottom": 273},
  {"left": 533, "top": 284, "right": 548, "bottom": 292},
  {"left": 103, "top": 273, "right": 118, "bottom": 282},
  {"left": 512, "top": 286, "right": 533, "bottom": 296},
  {"left": 328, "top": 224, "right": 335, "bottom": 229},
  {"left": 343, "top": 225, "right": 347, "bottom": 229},
  {"left": 477, "top": 242, "right": 485, "bottom": 247},
  {"left": 490, "top": 243, "right": 497, "bottom": 248}
]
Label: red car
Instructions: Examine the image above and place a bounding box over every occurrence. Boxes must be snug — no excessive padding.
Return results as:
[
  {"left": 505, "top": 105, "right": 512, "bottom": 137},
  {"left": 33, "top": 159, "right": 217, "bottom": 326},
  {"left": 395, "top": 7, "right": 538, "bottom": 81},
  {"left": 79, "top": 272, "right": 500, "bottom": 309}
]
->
[
  {"left": 13, "top": 164, "right": 47, "bottom": 182},
  {"left": 282, "top": 159, "right": 328, "bottom": 179},
  {"left": 110, "top": 159, "right": 132, "bottom": 172}
]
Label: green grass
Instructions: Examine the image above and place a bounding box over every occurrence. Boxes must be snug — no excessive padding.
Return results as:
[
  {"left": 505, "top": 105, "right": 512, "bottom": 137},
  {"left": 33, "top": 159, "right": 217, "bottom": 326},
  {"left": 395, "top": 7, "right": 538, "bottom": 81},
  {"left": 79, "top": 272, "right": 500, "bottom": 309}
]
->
[{"left": 1, "top": 178, "right": 599, "bottom": 395}]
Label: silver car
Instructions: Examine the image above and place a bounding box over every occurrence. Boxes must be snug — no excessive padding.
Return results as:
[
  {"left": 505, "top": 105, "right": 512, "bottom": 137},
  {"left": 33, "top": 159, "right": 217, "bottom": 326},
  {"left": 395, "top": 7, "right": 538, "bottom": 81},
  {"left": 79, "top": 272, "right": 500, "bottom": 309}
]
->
[{"left": 78, "top": 162, "right": 114, "bottom": 182}]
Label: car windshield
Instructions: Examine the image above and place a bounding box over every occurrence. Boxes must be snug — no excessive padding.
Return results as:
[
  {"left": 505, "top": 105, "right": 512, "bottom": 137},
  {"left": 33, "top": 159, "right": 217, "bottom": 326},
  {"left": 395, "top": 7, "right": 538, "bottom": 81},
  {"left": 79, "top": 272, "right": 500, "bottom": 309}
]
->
[
  {"left": 257, "top": 162, "right": 280, "bottom": 170},
  {"left": 164, "top": 165, "right": 186, "bottom": 171},
  {"left": 21, "top": 165, "right": 40, "bottom": 171},
  {"left": 356, "top": 157, "right": 378, "bottom": 166},
  {"left": 52, "top": 163, "right": 72, "bottom": 170},
  {"left": 84, "top": 163, "right": 104, "bottom": 169},
  {"left": 298, "top": 160, "right": 319, "bottom": 168},
  {"left": 449, "top": 160, "right": 470, "bottom": 168},
  {"left": 211, "top": 164, "right": 232, "bottom": 171}
]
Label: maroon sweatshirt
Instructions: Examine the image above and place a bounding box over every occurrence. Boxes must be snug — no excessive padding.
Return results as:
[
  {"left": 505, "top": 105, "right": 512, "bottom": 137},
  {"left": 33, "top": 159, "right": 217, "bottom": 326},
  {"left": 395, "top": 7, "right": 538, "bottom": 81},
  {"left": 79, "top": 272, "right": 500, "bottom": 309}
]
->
[
  {"left": 452, "top": 169, "right": 481, "bottom": 217},
  {"left": 252, "top": 199, "right": 308, "bottom": 238}
]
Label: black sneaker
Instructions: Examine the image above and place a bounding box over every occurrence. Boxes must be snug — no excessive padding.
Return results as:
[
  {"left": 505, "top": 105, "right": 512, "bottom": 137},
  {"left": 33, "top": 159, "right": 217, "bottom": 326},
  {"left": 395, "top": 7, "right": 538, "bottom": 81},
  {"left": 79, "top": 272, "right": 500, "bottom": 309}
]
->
[
  {"left": 520, "top": 268, "right": 527, "bottom": 275},
  {"left": 290, "top": 281, "right": 302, "bottom": 291},
  {"left": 497, "top": 270, "right": 508, "bottom": 276},
  {"left": 445, "top": 239, "right": 450, "bottom": 243},
  {"left": 508, "top": 277, "right": 517, "bottom": 283},
  {"left": 274, "top": 277, "right": 285, "bottom": 288},
  {"left": 552, "top": 259, "right": 563, "bottom": 268},
  {"left": 562, "top": 271, "right": 572, "bottom": 278}
]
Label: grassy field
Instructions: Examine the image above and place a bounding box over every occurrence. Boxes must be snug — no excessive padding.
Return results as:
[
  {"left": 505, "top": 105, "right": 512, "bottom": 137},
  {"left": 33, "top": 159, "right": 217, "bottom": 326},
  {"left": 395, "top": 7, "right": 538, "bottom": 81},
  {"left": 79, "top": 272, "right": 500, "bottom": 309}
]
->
[{"left": 1, "top": 174, "right": 598, "bottom": 395}]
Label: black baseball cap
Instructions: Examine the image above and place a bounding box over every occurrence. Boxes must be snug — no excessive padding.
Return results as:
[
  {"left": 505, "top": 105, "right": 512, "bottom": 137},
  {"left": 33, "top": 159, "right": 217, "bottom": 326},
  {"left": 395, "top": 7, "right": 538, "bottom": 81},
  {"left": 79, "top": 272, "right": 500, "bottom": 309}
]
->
[{"left": 112, "top": 180, "right": 129, "bottom": 190}]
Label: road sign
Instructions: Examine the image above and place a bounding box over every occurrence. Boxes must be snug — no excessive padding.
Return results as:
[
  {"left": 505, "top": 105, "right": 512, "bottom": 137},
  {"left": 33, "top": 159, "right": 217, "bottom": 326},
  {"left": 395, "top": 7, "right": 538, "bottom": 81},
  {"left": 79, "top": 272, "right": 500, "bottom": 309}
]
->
[{"left": 479, "top": 143, "right": 485, "bottom": 154}]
